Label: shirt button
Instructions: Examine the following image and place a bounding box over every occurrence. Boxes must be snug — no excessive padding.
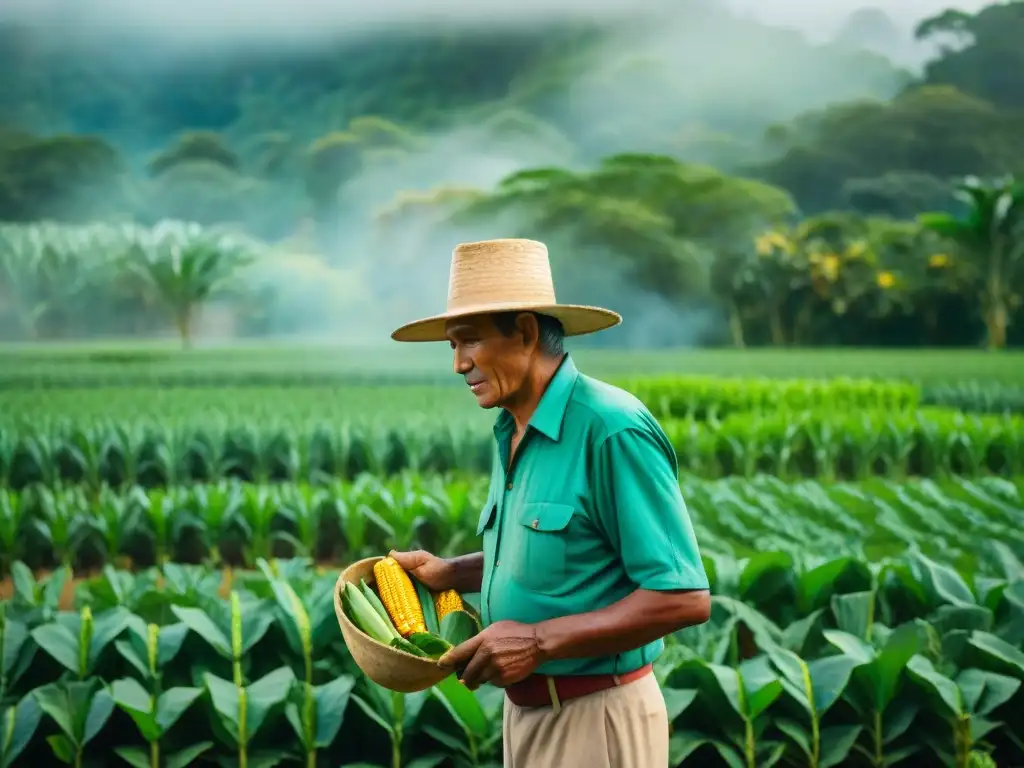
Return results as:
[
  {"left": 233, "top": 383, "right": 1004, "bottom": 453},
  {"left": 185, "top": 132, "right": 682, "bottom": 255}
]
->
[
  {"left": 531, "top": 519, "right": 539, "bottom": 529},
  {"left": 506, "top": 482, "right": 513, "bottom": 490}
]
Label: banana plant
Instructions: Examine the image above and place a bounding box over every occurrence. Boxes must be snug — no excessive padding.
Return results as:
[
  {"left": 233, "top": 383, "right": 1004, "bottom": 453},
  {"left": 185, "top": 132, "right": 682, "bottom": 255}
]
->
[
  {"left": 111, "top": 622, "right": 210, "bottom": 768},
  {"left": 918, "top": 175, "right": 1024, "bottom": 350},
  {"left": 30, "top": 605, "right": 133, "bottom": 680},
  {"left": 122, "top": 222, "right": 256, "bottom": 349},
  {"left": 32, "top": 678, "right": 114, "bottom": 768}
]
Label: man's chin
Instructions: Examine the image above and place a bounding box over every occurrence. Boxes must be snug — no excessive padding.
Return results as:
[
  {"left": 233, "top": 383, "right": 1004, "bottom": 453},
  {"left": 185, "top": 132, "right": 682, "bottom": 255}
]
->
[
  {"left": 473, "top": 394, "right": 498, "bottom": 409},
  {"left": 469, "top": 388, "right": 497, "bottom": 408}
]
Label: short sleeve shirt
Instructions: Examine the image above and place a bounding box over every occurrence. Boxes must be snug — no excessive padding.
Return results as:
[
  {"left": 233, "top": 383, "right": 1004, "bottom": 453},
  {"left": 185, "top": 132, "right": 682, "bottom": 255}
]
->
[{"left": 476, "top": 354, "right": 709, "bottom": 677}]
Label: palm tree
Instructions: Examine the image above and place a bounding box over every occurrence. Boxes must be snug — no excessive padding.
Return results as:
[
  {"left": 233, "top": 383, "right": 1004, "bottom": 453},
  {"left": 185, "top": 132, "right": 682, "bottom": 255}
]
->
[
  {"left": 123, "top": 222, "right": 257, "bottom": 349},
  {"left": 918, "top": 175, "right": 1024, "bottom": 349}
]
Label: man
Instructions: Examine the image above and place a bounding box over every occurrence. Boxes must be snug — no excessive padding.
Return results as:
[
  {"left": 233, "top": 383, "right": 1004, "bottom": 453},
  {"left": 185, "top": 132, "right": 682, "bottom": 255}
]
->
[{"left": 389, "top": 238, "right": 710, "bottom": 767}]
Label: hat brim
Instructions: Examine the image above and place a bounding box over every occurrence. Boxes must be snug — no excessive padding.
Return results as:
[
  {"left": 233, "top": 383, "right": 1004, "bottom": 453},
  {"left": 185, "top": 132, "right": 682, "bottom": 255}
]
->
[{"left": 390, "top": 302, "right": 622, "bottom": 342}]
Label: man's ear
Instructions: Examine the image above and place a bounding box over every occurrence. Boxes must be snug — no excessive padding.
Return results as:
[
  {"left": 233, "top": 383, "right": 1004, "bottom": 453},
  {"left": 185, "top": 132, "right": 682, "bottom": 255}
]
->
[{"left": 514, "top": 312, "right": 539, "bottom": 350}]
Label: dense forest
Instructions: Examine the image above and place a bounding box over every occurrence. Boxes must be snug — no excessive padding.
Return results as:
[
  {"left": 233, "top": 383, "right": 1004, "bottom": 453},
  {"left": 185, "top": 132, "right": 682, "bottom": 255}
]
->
[{"left": 0, "top": 1, "right": 1022, "bottom": 348}]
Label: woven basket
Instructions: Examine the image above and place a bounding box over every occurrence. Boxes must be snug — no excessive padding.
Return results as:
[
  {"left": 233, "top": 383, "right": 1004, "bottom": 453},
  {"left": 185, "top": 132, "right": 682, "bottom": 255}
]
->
[{"left": 334, "top": 556, "right": 450, "bottom": 693}]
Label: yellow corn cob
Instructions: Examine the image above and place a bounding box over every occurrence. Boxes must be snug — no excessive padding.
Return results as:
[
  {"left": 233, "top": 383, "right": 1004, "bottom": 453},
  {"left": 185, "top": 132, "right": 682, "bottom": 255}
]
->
[
  {"left": 372, "top": 557, "right": 425, "bottom": 638},
  {"left": 434, "top": 589, "right": 464, "bottom": 622}
]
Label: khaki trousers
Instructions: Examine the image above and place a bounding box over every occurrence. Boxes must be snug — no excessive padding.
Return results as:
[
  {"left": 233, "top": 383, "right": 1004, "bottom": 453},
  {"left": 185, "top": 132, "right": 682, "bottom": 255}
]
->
[{"left": 501, "top": 672, "right": 669, "bottom": 768}]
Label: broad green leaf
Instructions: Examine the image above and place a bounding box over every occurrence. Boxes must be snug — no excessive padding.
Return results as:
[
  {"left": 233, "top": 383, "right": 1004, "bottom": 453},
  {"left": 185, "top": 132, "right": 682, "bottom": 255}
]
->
[
  {"left": 156, "top": 687, "right": 204, "bottom": 732},
  {"left": 906, "top": 655, "right": 961, "bottom": 716},
  {"left": 910, "top": 552, "right": 975, "bottom": 607},
  {"left": 113, "top": 746, "right": 151, "bottom": 768},
  {"left": 46, "top": 734, "right": 74, "bottom": 763},
  {"left": 32, "top": 684, "right": 76, "bottom": 739},
  {"left": 0, "top": 693, "right": 42, "bottom": 766},
  {"left": 83, "top": 687, "right": 115, "bottom": 745},
  {"left": 820, "top": 724, "right": 862, "bottom": 768},
  {"left": 165, "top": 742, "right": 214, "bottom": 768},
  {"left": 110, "top": 678, "right": 160, "bottom": 742},
  {"left": 170, "top": 606, "right": 231, "bottom": 656},
  {"left": 662, "top": 687, "right": 699, "bottom": 722},
  {"left": 969, "top": 630, "right": 1024, "bottom": 677},
  {"left": 439, "top": 611, "right": 477, "bottom": 647},
  {"left": 313, "top": 675, "right": 356, "bottom": 747},
  {"left": 245, "top": 666, "right": 296, "bottom": 738},
  {"left": 433, "top": 674, "right": 488, "bottom": 738},
  {"left": 831, "top": 591, "right": 875, "bottom": 640},
  {"left": 30, "top": 623, "right": 80, "bottom": 675},
  {"left": 203, "top": 673, "right": 241, "bottom": 738},
  {"left": 956, "top": 668, "right": 1020, "bottom": 716}
]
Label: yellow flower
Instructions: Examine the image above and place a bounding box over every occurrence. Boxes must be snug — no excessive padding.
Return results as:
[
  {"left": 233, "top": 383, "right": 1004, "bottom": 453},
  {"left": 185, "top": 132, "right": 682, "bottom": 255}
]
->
[
  {"left": 754, "top": 230, "right": 791, "bottom": 256},
  {"left": 877, "top": 271, "right": 895, "bottom": 289},
  {"left": 822, "top": 254, "right": 840, "bottom": 282},
  {"left": 846, "top": 240, "right": 868, "bottom": 259},
  {"left": 929, "top": 253, "right": 950, "bottom": 268}
]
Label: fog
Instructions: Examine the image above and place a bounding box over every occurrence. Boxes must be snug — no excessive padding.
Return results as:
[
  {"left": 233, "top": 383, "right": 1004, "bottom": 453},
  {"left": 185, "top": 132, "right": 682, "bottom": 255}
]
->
[
  {"left": 2, "top": 0, "right": 991, "bottom": 41},
  {"left": 0, "top": 0, "right": 981, "bottom": 347}
]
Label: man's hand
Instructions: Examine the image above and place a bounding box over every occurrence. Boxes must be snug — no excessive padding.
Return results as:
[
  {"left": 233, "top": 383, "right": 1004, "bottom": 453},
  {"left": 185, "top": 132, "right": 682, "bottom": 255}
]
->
[
  {"left": 439, "top": 620, "right": 544, "bottom": 690},
  {"left": 388, "top": 549, "right": 455, "bottom": 592}
]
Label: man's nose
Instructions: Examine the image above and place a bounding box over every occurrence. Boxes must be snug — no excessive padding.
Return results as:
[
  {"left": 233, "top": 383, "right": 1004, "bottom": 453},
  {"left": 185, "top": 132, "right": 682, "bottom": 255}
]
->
[{"left": 453, "top": 350, "right": 472, "bottom": 374}]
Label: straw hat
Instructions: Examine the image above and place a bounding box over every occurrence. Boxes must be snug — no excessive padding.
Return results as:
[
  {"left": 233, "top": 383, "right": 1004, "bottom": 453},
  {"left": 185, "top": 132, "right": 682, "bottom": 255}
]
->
[
  {"left": 390, "top": 238, "right": 622, "bottom": 342},
  {"left": 334, "top": 556, "right": 450, "bottom": 693}
]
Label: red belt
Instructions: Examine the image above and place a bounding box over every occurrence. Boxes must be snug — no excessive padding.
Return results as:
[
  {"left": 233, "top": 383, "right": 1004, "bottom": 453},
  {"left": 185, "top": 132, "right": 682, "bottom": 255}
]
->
[{"left": 505, "top": 663, "right": 653, "bottom": 708}]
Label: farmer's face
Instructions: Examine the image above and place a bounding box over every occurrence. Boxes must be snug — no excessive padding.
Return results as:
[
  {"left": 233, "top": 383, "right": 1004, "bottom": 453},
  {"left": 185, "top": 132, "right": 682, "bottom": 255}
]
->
[{"left": 446, "top": 314, "right": 534, "bottom": 409}]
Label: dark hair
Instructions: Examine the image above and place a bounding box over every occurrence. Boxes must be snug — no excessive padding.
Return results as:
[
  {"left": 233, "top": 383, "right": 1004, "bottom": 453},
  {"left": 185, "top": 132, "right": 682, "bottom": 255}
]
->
[{"left": 491, "top": 311, "right": 565, "bottom": 357}]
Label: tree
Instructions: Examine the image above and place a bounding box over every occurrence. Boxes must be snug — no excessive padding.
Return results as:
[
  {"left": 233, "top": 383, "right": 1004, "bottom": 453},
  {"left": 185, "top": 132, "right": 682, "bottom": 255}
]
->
[
  {"left": 147, "top": 131, "right": 241, "bottom": 177},
  {"left": 754, "top": 85, "right": 1024, "bottom": 213},
  {"left": 456, "top": 154, "right": 796, "bottom": 307},
  {"left": 0, "top": 133, "right": 129, "bottom": 222},
  {"left": 918, "top": 175, "right": 1024, "bottom": 349},
  {"left": 915, "top": 2, "right": 1024, "bottom": 110},
  {"left": 123, "top": 222, "right": 258, "bottom": 348}
]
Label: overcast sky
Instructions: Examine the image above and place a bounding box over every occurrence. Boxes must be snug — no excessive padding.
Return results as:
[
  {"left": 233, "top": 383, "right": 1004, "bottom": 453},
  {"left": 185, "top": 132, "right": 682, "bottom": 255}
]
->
[
  {"left": 0, "top": 0, "right": 997, "bottom": 42},
  {"left": 725, "top": 0, "right": 993, "bottom": 38}
]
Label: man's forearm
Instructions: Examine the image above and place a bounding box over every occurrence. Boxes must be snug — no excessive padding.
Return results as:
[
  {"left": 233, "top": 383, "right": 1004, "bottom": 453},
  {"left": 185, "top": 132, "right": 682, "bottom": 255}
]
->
[
  {"left": 446, "top": 551, "right": 485, "bottom": 593},
  {"left": 534, "top": 588, "right": 710, "bottom": 662}
]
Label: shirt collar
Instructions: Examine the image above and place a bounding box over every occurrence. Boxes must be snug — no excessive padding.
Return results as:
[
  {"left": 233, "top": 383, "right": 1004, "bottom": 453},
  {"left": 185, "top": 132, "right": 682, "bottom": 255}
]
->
[{"left": 493, "top": 353, "right": 579, "bottom": 442}]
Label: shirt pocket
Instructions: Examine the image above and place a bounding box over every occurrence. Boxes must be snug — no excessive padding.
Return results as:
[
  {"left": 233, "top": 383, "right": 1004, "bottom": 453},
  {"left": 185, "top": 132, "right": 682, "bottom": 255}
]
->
[{"left": 509, "top": 502, "right": 575, "bottom": 592}]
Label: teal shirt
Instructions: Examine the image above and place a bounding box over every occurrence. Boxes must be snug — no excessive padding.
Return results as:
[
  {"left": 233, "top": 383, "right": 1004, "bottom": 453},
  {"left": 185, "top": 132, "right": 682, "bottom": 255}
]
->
[{"left": 476, "top": 354, "right": 709, "bottom": 677}]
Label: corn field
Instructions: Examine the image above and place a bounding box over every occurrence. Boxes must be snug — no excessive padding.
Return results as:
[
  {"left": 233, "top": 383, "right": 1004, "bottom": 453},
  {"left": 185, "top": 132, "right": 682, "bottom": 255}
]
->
[
  {"left": 2, "top": 547, "right": 1023, "bottom": 768},
  {"left": 2, "top": 349, "right": 1024, "bottom": 765},
  {"left": 1, "top": 474, "right": 1023, "bottom": 580},
  {"left": 2, "top": 407, "right": 1022, "bottom": 488}
]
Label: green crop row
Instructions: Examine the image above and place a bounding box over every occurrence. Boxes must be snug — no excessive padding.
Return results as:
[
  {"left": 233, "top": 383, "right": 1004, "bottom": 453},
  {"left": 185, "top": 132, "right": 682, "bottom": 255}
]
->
[
  {"left": 2, "top": 408, "right": 1022, "bottom": 490},
  {"left": 4, "top": 345, "right": 1024, "bottom": 384},
  {"left": 2, "top": 549, "right": 1023, "bottom": 767},
  {"left": 623, "top": 375, "right": 921, "bottom": 419},
  {"left": 4, "top": 377, "right": 1023, "bottom": 422},
  {"left": 3, "top": 473, "right": 1022, "bottom": 581}
]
